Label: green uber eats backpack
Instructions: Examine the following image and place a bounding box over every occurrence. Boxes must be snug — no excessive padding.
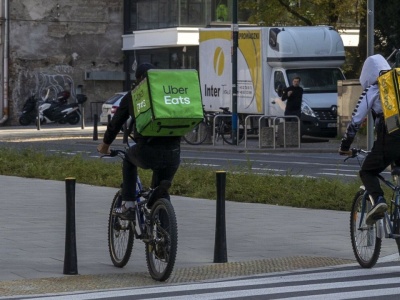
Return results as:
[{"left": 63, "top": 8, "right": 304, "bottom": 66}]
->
[{"left": 132, "top": 69, "right": 204, "bottom": 136}]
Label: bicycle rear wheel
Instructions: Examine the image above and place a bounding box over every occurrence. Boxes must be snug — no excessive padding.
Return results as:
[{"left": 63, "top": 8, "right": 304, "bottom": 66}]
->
[
  {"left": 182, "top": 121, "right": 209, "bottom": 145},
  {"left": 108, "top": 190, "right": 134, "bottom": 268},
  {"left": 350, "top": 190, "right": 381, "bottom": 268},
  {"left": 220, "top": 117, "right": 245, "bottom": 145},
  {"left": 145, "top": 198, "right": 178, "bottom": 281}
]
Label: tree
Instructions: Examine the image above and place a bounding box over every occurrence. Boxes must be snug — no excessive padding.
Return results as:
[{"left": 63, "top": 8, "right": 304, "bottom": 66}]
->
[
  {"left": 239, "top": 0, "right": 364, "bottom": 78},
  {"left": 239, "top": 0, "right": 361, "bottom": 29},
  {"left": 375, "top": 0, "right": 400, "bottom": 62}
]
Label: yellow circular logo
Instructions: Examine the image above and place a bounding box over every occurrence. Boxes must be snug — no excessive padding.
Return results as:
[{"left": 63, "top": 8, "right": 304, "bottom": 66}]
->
[{"left": 213, "top": 47, "right": 224, "bottom": 76}]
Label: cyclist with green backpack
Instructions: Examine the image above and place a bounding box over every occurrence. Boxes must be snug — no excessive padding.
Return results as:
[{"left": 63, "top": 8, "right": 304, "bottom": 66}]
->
[{"left": 97, "top": 63, "right": 181, "bottom": 220}]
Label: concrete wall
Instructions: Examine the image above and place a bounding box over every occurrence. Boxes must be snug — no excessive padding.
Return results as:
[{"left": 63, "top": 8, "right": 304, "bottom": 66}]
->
[
  {"left": 337, "top": 79, "right": 363, "bottom": 136},
  {"left": 4, "top": 0, "right": 125, "bottom": 125}
]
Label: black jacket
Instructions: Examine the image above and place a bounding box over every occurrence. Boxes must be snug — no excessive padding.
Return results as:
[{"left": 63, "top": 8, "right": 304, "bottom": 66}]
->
[
  {"left": 103, "top": 91, "right": 180, "bottom": 146},
  {"left": 281, "top": 86, "right": 303, "bottom": 113}
]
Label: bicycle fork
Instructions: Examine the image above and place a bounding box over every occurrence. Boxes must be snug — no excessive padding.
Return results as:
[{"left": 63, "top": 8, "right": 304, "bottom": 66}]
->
[
  {"left": 359, "top": 192, "right": 390, "bottom": 239},
  {"left": 361, "top": 192, "right": 400, "bottom": 239}
]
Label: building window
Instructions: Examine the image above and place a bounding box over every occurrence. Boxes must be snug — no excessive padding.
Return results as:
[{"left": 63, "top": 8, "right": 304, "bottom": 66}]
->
[
  {"left": 134, "top": 47, "right": 198, "bottom": 70},
  {"left": 210, "top": 0, "right": 251, "bottom": 24},
  {"left": 129, "top": 0, "right": 211, "bottom": 30},
  {"left": 180, "top": 0, "right": 207, "bottom": 26},
  {"left": 129, "top": 0, "right": 179, "bottom": 30}
]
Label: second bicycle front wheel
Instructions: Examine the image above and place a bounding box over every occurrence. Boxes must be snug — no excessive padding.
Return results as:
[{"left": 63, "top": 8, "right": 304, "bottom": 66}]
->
[
  {"left": 182, "top": 121, "right": 209, "bottom": 145},
  {"left": 145, "top": 198, "right": 178, "bottom": 281},
  {"left": 108, "top": 190, "right": 134, "bottom": 268},
  {"left": 350, "top": 190, "right": 381, "bottom": 268}
]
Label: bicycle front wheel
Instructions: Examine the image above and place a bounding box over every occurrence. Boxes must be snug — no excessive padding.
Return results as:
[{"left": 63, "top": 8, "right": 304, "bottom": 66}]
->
[
  {"left": 145, "top": 198, "right": 178, "bottom": 281},
  {"left": 350, "top": 190, "right": 381, "bottom": 268},
  {"left": 108, "top": 190, "right": 134, "bottom": 268},
  {"left": 182, "top": 121, "right": 209, "bottom": 145},
  {"left": 392, "top": 206, "right": 400, "bottom": 255}
]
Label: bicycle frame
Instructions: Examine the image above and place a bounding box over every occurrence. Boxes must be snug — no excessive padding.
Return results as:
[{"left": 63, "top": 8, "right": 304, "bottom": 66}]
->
[{"left": 133, "top": 176, "right": 147, "bottom": 237}]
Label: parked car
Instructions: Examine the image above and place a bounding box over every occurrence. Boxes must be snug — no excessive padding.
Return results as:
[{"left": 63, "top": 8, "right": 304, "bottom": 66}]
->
[{"left": 99, "top": 92, "right": 128, "bottom": 125}]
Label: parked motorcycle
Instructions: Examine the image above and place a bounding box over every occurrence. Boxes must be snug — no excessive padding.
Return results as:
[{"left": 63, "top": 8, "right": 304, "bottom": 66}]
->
[
  {"left": 19, "top": 91, "right": 87, "bottom": 126},
  {"left": 19, "top": 94, "right": 40, "bottom": 126}
]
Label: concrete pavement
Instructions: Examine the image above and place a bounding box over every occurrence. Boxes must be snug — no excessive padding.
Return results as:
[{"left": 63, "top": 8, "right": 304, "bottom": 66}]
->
[{"left": 0, "top": 124, "right": 397, "bottom": 297}]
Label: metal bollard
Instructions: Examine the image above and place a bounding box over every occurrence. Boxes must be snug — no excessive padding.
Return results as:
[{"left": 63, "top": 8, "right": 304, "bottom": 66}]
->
[
  {"left": 93, "top": 114, "right": 98, "bottom": 141},
  {"left": 63, "top": 177, "right": 78, "bottom": 275},
  {"left": 214, "top": 171, "right": 228, "bottom": 263},
  {"left": 80, "top": 105, "right": 85, "bottom": 129},
  {"left": 36, "top": 111, "right": 40, "bottom": 131}
]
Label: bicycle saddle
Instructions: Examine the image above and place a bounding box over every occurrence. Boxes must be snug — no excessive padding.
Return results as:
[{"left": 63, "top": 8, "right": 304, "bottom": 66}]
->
[{"left": 146, "top": 180, "right": 172, "bottom": 209}]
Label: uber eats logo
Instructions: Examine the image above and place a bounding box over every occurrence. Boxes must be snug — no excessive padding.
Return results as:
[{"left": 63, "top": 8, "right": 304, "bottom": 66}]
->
[
  {"left": 134, "top": 88, "right": 147, "bottom": 112},
  {"left": 163, "top": 85, "right": 191, "bottom": 104}
]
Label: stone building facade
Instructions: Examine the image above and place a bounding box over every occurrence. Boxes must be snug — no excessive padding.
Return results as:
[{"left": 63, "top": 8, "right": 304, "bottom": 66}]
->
[
  {"left": 0, "top": 0, "right": 248, "bottom": 125},
  {"left": 0, "top": 0, "right": 126, "bottom": 125}
]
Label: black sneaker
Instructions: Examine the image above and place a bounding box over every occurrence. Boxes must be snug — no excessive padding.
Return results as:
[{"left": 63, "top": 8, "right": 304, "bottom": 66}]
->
[
  {"left": 366, "top": 197, "right": 387, "bottom": 225},
  {"left": 113, "top": 206, "right": 136, "bottom": 221}
]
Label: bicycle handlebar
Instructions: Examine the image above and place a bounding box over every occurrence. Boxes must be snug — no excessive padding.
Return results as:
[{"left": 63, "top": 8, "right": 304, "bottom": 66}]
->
[
  {"left": 343, "top": 148, "right": 369, "bottom": 162},
  {"left": 100, "top": 149, "right": 126, "bottom": 159}
]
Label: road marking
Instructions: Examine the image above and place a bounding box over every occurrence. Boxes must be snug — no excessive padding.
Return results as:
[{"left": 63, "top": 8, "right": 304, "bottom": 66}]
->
[
  {"left": 24, "top": 265, "right": 400, "bottom": 300},
  {"left": 318, "top": 173, "right": 358, "bottom": 177}
]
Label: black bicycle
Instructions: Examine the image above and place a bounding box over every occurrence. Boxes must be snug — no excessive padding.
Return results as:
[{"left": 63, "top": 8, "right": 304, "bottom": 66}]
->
[
  {"left": 346, "top": 148, "right": 400, "bottom": 268},
  {"left": 102, "top": 148, "right": 178, "bottom": 281},
  {"left": 182, "top": 107, "right": 245, "bottom": 145}
]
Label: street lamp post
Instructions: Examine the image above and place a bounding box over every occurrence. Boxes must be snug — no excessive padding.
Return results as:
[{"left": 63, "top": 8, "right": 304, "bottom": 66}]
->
[
  {"left": 366, "top": 0, "right": 374, "bottom": 150},
  {"left": 231, "top": 0, "right": 238, "bottom": 145}
]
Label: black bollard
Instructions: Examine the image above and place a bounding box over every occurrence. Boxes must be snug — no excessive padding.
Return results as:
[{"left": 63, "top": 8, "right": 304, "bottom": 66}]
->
[
  {"left": 63, "top": 177, "right": 78, "bottom": 275},
  {"left": 36, "top": 112, "right": 40, "bottom": 131},
  {"left": 214, "top": 171, "right": 228, "bottom": 263},
  {"left": 93, "top": 114, "right": 98, "bottom": 141},
  {"left": 80, "top": 105, "right": 85, "bottom": 129}
]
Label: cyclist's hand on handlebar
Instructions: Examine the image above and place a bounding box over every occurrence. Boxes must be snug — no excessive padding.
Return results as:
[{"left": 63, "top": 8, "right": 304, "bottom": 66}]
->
[{"left": 97, "top": 143, "right": 111, "bottom": 155}]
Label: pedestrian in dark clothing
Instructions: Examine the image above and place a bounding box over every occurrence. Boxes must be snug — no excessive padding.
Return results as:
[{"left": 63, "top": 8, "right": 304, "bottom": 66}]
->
[
  {"left": 281, "top": 76, "right": 303, "bottom": 122},
  {"left": 97, "top": 63, "right": 181, "bottom": 219}
]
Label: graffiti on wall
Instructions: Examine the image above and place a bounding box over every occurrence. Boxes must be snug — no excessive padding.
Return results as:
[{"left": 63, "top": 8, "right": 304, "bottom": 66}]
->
[{"left": 16, "top": 65, "right": 76, "bottom": 110}]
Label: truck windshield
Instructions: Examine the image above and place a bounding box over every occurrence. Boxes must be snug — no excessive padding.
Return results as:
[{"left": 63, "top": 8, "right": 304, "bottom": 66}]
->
[{"left": 286, "top": 68, "right": 345, "bottom": 93}]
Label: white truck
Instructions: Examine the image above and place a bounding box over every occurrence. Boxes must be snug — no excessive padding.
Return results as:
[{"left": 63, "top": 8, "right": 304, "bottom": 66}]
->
[{"left": 199, "top": 26, "right": 346, "bottom": 137}]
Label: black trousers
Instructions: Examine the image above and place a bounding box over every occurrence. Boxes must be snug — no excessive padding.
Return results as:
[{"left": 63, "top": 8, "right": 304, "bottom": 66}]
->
[
  {"left": 359, "top": 122, "right": 400, "bottom": 201},
  {"left": 284, "top": 110, "right": 301, "bottom": 122},
  {"left": 122, "top": 143, "right": 180, "bottom": 201}
]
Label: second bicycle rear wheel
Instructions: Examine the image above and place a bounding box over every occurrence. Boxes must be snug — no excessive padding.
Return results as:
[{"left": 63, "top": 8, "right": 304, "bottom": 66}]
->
[
  {"left": 220, "top": 118, "right": 245, "bottom": 145},
  {"left": 145, "top": 198, "right": 178, "bottom": 281},
  {"left": 108, "top": 190, "right": 134, "bottom": 268},
  {"left": 350, "top": 190, "right": 381, "bottom": 268}
]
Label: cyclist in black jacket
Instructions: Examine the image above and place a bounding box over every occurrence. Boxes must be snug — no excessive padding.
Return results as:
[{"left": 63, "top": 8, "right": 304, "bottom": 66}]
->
[{"left": 97, "top": 63, "right": 181, "bottom": 220}]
